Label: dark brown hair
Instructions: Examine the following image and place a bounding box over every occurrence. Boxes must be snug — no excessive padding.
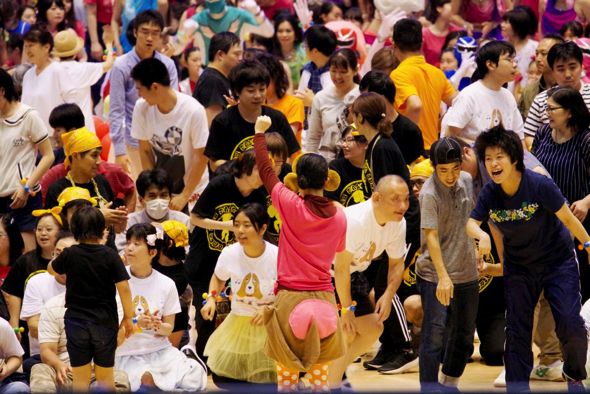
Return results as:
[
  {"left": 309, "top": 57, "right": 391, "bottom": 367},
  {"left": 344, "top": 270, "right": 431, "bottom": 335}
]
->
[
  {"left": 265, "top": 132, "right": 289, "bottom": 162},
  {"left": 351, "top": 92, "right": 392, "bottom": 136}
]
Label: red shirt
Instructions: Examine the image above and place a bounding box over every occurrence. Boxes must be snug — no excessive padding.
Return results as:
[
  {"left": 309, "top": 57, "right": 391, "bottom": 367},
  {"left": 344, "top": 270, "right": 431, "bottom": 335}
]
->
[
  {"left": 84, "top": 0, "right": 113, "bottom": 25},
  {"left": 40, "top": 162, "right": 135, "bottom": 205},
  {"left": 262, "top": 0, "right": 294, "bottom": 20}
]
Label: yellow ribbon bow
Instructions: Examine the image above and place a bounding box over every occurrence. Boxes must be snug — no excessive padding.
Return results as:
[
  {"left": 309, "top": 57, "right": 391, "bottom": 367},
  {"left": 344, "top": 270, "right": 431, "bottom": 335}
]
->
[{"left": 32, "top": 206, "right": 63, "bottom": 226}]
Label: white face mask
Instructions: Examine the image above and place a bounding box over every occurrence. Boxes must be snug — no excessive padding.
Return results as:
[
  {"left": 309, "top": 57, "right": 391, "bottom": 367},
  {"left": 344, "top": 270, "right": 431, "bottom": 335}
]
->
[{"left": 145, "top": 199, "right": 169, "bottom": 220}]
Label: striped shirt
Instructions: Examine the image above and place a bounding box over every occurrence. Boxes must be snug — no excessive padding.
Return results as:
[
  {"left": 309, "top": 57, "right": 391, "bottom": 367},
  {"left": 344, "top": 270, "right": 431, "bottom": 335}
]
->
[
  {"left": 531, "top": 124, "right": 590, "bottom": 204},
  {"left": 524, "top": 83, "right": 590, "bottom": 137}
]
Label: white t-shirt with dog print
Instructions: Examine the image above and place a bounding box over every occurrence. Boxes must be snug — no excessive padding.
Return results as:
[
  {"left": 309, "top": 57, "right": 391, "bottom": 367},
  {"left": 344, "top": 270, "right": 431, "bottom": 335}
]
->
[
  {"left": 214, "top": 241, "right": 278, "bottom": 317},
  {"left": 116, "top": 267, "right": 181, "bottom": 357}
]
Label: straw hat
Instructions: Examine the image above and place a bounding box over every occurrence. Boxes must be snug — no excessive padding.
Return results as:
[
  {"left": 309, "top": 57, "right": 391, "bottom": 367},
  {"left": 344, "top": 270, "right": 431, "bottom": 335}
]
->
[{"left": 52, "top": 29, "right": 84, "bottom": 58}]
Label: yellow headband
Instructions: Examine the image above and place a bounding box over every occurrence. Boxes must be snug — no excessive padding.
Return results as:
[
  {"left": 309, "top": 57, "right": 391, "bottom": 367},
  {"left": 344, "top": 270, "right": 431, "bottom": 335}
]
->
[
  {"left": 410, "top": 159, "right": 434, "bottom": 179},
  {"left": 62, "top": 127, "right": 102, "bottom": 169},
  {"left": 284, "top": 153, "right": 341, "bottom": 193},
  {"left": 32, "top": 206, "right": 63, "bottom": 226},
  {"left": 161, "top": 220, "right": 189, "bottom": 248},
  {"left": 57, "top": 187, "right": 98, "bottom": 207}
]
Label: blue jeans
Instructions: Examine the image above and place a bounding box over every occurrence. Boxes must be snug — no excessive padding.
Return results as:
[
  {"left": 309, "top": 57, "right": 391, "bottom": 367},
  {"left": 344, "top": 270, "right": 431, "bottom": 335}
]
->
[
  {"left": 0, "top": 381, "right": 29, "bottom": 394},
  {"left": 418, "top": 277, "right": 478, "bottom": 391},
  {"left": 504, "top": 258, "right": 587, "bottom": 392}
]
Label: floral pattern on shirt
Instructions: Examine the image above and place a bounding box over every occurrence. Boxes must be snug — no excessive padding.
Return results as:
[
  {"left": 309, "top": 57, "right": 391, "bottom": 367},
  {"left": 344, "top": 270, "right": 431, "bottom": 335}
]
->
[{"left": 489, "top": 202, "right": 539, "bottom": 222}]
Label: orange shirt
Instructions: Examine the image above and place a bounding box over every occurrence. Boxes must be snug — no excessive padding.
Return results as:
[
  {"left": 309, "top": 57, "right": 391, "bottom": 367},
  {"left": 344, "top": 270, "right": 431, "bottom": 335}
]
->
[
  {"left": 267, "top": 93, "right": 305, "bottom": 159},
  {"left": 390, "top": 56, "right": 455, "bottom": 149}
]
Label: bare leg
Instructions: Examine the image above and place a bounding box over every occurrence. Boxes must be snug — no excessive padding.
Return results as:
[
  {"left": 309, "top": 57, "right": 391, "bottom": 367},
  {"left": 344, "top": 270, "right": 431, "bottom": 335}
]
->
[
  {"left": 94, "top": 365, "right": 116, "bottom": 392},
  {"left": 72, "top": 363, "right": 92, "bottom": 393}
]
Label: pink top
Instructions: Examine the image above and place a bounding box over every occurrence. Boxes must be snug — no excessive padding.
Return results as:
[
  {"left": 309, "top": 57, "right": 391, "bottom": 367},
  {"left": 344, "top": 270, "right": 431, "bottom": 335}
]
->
[
  {"left": 422, "top": 25, "right": 462, "bottom": 66},
  {"left": 461, "top": 0, "right": 497, "bottom": 23},
  {"left": 254, "top": 133, "right": 347, "bottom": 292}
]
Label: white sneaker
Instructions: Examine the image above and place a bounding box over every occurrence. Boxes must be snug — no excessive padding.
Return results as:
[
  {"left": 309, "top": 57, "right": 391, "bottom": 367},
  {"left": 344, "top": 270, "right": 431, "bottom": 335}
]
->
[
  {"left": 493, "top": 369, "right": 506, "bottom": 387},
  {"left": 530, "top": 360, "right": 565, "bottom": 381}
]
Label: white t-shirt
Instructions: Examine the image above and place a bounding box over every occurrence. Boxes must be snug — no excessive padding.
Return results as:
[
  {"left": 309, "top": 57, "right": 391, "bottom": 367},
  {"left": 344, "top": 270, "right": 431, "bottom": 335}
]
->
[
  {"left": 214, "top": 241, "right": 278, "bottom": 317},
  {"left": 306, "top": 85, "right": 360, "bottom": 162},
  {"left": 20, "top": 272, "right": 66, "bottom": 355},
  {"left": 0, "top": 104, "right": 49, "bottom": 197},
  {"left": 21, "top": 62, "right": 76, "bottom": 134},
  {"left": 59, "top": 62, "right": 104, "bottom": 133},
  {"left": 131, "top": 91, "right": 209, "bottom": 195},
  {"left": 39, "top": 292, "right": 124, "bottom": 365},
  {"left": 0, "top": 317, "right": 24, "bottom": 360},
  {"left": 340, "top": 199, "right": 406, "bottom": 274},
  {"left": 116, "top": 267, "right": 181, "bottom": 357},
  {"left": 446, "top": 80, "right": 524, "bottom": 141}
]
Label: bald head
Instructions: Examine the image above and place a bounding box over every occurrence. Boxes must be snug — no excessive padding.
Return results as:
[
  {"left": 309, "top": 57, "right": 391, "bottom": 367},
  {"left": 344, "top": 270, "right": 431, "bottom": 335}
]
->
[{"left": 374, "top": 175, "right": 407, "bottom": 194}]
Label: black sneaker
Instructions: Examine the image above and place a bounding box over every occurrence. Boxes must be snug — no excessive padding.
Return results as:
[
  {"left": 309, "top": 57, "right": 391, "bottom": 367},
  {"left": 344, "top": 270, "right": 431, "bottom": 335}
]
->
[
  {"left": 363, "top": 349, "right": 392, "bottom": 370},
  {"left": 378, "top": 349, "right": 419, "bottom": 374}
]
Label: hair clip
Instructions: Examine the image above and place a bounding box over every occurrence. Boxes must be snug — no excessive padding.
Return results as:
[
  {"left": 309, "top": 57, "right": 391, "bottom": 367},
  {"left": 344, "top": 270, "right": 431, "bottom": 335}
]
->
[
  {"left": 381, "top": 113, "right": 386, "bottom": 118},
  {"left": 156, "top": 226, "right": 164, "bottom": 240},
  {"left": 298, "top": 22, "right": 302, "bottom": 28},
  {"left": 10, "top": 218, "right": 14, "bottom": 225},
  {"left": 146, "top": 234, "right": 157, "bottom": 246}
]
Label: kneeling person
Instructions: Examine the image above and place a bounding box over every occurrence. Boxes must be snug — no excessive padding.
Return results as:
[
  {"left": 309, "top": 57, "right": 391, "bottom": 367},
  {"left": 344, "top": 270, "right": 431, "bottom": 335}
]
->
[{"left": 331, "top": 175, "right": 409, "bottom": 390}]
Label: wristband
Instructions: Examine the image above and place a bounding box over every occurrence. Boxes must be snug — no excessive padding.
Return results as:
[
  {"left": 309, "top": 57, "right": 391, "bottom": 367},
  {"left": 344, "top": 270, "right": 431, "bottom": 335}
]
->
[
  {"left": 202, "top": 289, "right": 232, "bottom": 305},
  {"left": 337, "top": 301, "right": 357, "bottom": 314},
  {"left": 21, "top": 177, "right": 37, "bottom": 197},
  {"left": 131, "top": 317, "right": 143, "bottom": 333},
  {"left": 578, "top": 240, "right": 590, "bottom": 250}
]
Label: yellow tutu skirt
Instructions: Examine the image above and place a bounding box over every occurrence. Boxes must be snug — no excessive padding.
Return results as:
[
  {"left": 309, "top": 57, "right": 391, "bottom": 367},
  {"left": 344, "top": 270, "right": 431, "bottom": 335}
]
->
[{"left": 204, "top": 313, "right": 277, "bottom": 383}]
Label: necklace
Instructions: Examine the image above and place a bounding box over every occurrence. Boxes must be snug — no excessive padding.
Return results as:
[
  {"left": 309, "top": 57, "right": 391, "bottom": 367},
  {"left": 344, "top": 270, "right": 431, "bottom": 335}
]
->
[{"left": 66, "top": 171, "right": 108, "bottom": 207}]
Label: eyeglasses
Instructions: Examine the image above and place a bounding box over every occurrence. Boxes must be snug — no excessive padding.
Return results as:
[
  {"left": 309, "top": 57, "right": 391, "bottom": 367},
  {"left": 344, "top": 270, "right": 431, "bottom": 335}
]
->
[
  {"left": 51, "top": 248, "right": 64, "bottom": 259},
  {"left": 499, "top": 57, "right": 518, "bottom": 64},
  {"left": 410, "top": 180, "right": 425, "bottom": 189},
  {"left": 35, "top": 227, "right": 55, "bottom": 235},
  {"left": 273, "top": 160, "right": 285, "bottom": 167},
  {"left": 545, "top": 105, "right": 563, "bottom": 113},
  {"left": 339, "top": 138, "right": 357, "bottom": 145},
  {"left": 137, "top": 28, "right": 161, "bottom": 38}
]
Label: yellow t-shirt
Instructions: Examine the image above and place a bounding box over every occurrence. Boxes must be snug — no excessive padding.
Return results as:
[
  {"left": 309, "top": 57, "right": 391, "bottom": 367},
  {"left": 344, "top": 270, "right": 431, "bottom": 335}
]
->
[
  {"left": 268, "top": 93, "right": 305, "bottom": 159},
  {"left": 390, "top": 56, "right": 455, "bottom": 149}
]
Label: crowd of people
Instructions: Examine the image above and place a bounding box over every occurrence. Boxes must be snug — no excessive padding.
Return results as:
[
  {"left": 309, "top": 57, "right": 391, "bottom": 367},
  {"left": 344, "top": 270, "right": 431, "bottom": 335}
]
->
[{"left": 2, "top": 0, "right": 590, "bottom": 392}]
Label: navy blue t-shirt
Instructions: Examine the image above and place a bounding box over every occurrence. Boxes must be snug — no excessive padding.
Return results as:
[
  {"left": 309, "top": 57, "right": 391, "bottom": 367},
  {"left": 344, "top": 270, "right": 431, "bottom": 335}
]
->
[{"left": 470, "top": 169, "right": 574, "bottom": 266}]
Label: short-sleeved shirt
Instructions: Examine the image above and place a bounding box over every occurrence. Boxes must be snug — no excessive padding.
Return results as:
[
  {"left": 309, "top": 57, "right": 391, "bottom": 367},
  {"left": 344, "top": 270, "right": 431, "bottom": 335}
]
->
[
  {"left": 0, "top": 318, "right": 24, "bottom": 360},
  {"left": 324, "top": 158, "right": 371, "bottom": 207},
  {"left": 390, "top": 56, "right": 455, "bottom": 149},
  {"left": 524, "top": 83, "right": 590, "bottom": 138},
  {"left": 470, "top": 169, "right": 573, "bottom": 267},
  {"left": 531, "top": 124, "right": 590, "bottom": 205},
  {"left": 447, "top": 80, "right": 525, "bottom": 141},
  {"left": 363, "top": 135, "right": 420, "bottom": 240},
  {"left": 392, "top": 113, "right": 425, "bottom": 165},
  {"left": 215, "top": 241, "right": 277, "bottom": 316},
  {"left": 131, "top": 91, "right": 209, "bottom": 195},
  {"left": 191, "top": 7, "right": 258, "bottom": 65},
  {"left": 421, "top": 25, "right": 462, "bottom": 66},
  {"left": 116, "top": 267, "right": 180, "bottom": 357},
  {"left": 193, "top": 67, "right": 231, "bottom": 109},
  {"left": 84, "top": 0, "right": 113, "bottom": 25},
  {"left": 341, "top": 200, "right": 406, "bottom": 274},
  {"left": 0, "top": 104, "right": 48, "bottom": 197},
  {"left": 2, "top": 250, "right": 50, "bottom": 298},
  {"left": 51, "top": 244, "right": 130, "bottom": 330},
  {"left": 20, "top": 272, "right": 65, "bottom": 355},
  {"left": 267, "top": 93, "right": 305, "bottom": 133},
  {"left": 44, "top": 175, "right": 115, "bottom": 209},
  {"left": 185, "top": 174, "right": 266, "bottom": 287},
  {"left": 417, "top": 171, "right": 478, "bottom": 284},
  {"left": 205, "top": 105, "right": 300, "bottom": 161}
]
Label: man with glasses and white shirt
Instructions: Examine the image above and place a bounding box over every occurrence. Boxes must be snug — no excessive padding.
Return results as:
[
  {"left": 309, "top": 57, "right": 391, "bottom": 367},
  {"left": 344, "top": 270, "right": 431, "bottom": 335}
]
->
[{"left": 445, "top": 41, "right": 525, "bottom": 145}]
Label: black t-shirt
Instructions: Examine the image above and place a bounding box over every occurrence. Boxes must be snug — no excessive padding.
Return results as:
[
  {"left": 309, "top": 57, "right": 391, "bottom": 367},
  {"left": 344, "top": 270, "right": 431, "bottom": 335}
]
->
[
  {"left": 44, "top": 175, "right": 115, "bottom": 209},
  {"left": 2, "top": 250, "right": 50, "bottom": 298},
  {"left": 204, "top": 105, "right": 300, "bottom": 162},
  {"left": 363, "top": 135, "right": 420, "bottom": 240},
  {"left": 392, "top": 114, "right": 425, "bottom": 165},
  {"left": 51, "top": 244, "right": 130, "bottom": 330},
  {"left": 153, "top": 261, "right": 188, "bottom": 298},
  {"left": 259, "top": 164, "right": 291, "bottom": 242},
  {"left": 185, "top": 174, "right": 266, "bottom": 287},
  {"left": 324, "top": 158, "right": 371, "bottom": 207},
  {"left": 193, "top": 67, "right": 231, "bottom": 109}
]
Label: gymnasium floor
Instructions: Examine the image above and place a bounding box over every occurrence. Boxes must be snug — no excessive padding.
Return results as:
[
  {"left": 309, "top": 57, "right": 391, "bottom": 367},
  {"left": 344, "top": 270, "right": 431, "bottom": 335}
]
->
[{"left": 205, "top": 342, "right": 570, "bottom": 392}]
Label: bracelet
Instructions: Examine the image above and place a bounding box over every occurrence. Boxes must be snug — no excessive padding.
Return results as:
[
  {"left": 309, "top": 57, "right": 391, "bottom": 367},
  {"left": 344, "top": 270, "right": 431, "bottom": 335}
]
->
[
  {"left": 13, "top": 327, "right": 24, "bottom": 333},
  {"left": 337, "top": 301, "right": 357, "bottom": 314},
  {"left": 578, "top": 240, "right": 590, "bottom": 250},
  {"left": 202, "top": 289, "right": 231, "bottom": 305},
  {"left": 21, "top": 177, "right": 37, "bottom": 196}
]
